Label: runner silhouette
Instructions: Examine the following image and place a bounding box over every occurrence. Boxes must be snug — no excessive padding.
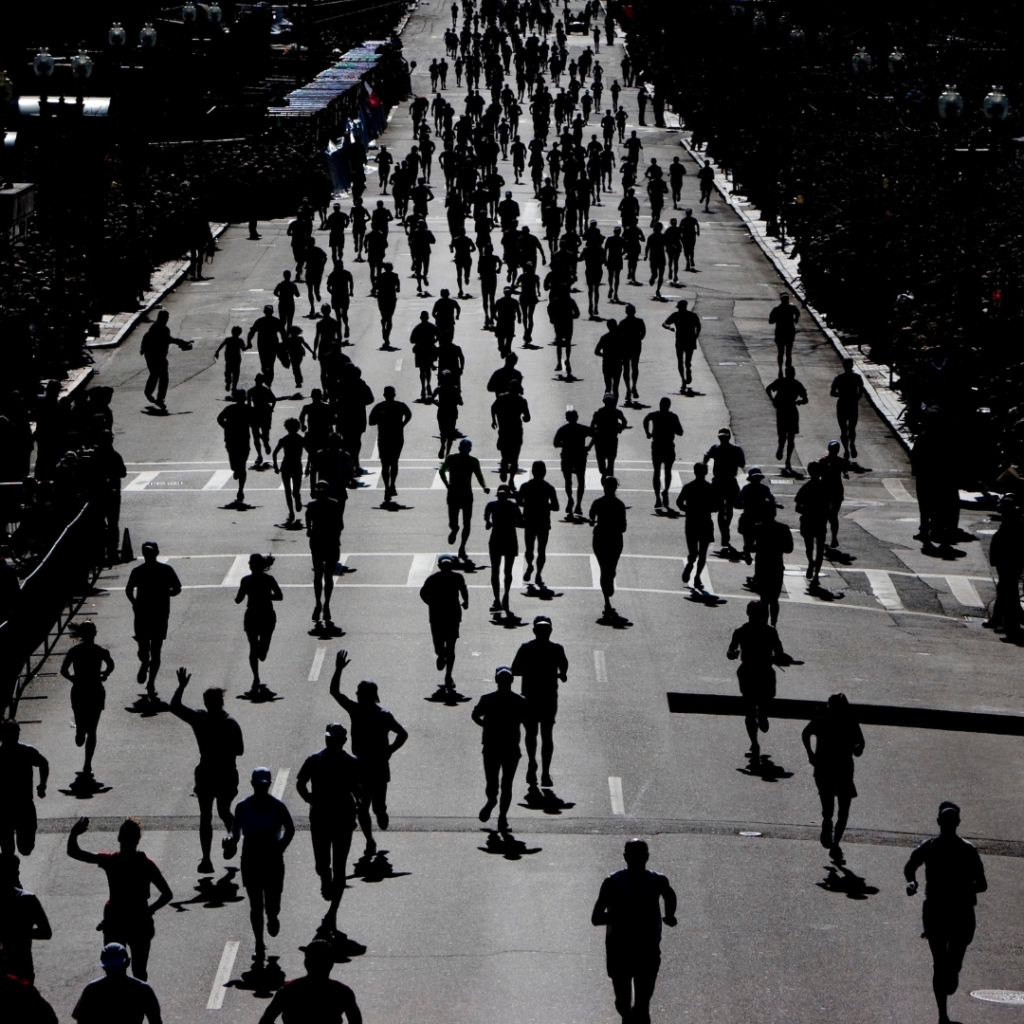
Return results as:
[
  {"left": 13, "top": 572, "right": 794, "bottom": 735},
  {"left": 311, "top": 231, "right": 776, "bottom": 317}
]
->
[
  {"left": 485, "top": 484, "right": 524, "bottom": 614},
  {"left": 727, "top": 601, "right": 786, "bottom": 762},
  {"left": 234, "top": 554, "right": 283, "bottom": 694},
  {"left": 67, "top": 817, "right": 173, "bottom": 980},
  {"left": 170, "top": 667, "right": 244, "bottom": 874},
  {"left": 60, "top": 621, "right": 114, "bottom": 778},
  {"left": 439, "top": 438, "right": 490, "bottom": 560},
  {"left": 472, "top": 667, "right": 528, "bottom": 833},
  {"left": 72, "top": 943, "right": 161, "bottom": 1024},
  {"left": 368, "top": 387, "right": 413, "bottom": 504},
  {"left": 0, "top": 851, "right": 52, "bottom": 981},
  {"left": 517, "top": 461, "right": 560, "bottom": 586},
  {"left": 305, "top": 483, "right": 345, "bottom": 628},
  {"left": 589, "top": 476, "right": 627, "bottom": 620},
  {"left": 224, "top": 768, "right": 295, "bottom": 962},
  {"left": 257, "top": 939, "right": 363, "bottom": 1024},
  {"left": 419, "top": 554, "right": 469, "bottom": 690},
  {"left": 591, "top": 839, "right": 677, "bottom": 1024},
  {"left": 676, "top": 462, "right": 719, "bottom": 590},
  {"left": 125, "top": 541, "right": 181, "bottom": 701},
  {"left": 0, "top": 719, "right": 49, "bottom": 857}
]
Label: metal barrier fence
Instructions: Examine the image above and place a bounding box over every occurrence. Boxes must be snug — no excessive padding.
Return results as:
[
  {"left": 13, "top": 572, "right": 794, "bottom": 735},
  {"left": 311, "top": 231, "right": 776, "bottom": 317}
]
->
[{"left": 1, "top": 502, "right": 102, "bottom": 716}]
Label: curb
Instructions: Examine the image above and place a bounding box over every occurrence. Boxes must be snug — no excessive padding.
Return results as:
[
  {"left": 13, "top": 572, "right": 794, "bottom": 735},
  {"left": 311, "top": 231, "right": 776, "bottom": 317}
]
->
[
  {"left": 86, "top": 222, "right": 229, "bottom": 350},
  {"left": 678, "top": 136, "right": 913, "bottom": 453}
]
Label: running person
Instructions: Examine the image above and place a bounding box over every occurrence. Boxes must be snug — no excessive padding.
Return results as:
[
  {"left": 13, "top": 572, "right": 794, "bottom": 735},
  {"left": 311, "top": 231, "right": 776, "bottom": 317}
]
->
[
  {"left": 234, "top": 554, "right": 283, "bottom": 694},
  {"left": 904, "top": 802, "right": 988, "bottom": 1024},
  {"left": 257, "top": 939, "right": 362, "bottom": 1024},
  {"left": 643, "top": 398, "right": 683, "bottom": 509},
  {"left": 439, "top": 438, "right": 490, "bottom": 560},
  {"left": 170, "top": 667, "right": 244, "bottom": 874},
  {"left": 217, "top": 389, "right": 253, "bottom": 505},
  {"left": 592, "top": 839, "right": 678, "bottom": 1024},
  {"left": 59, "top": 621, "right": 114, "bottom": 779},
  {"left": 67, "top": 817, "right": 173, "bottom": 981},
  {"left": 305, "top": 482, "right": 345, "bottom": 627},
  {"left": 517, "top": 461, "right": 560, "bottom": 586},
  {"left": 553, "top": 409, "right": 593, "bottom": 518},
  {"left": 661, "top": 299, "right": 701, "bottom": 394},
  {"left": 485, "top": 484, "right": 524, "bottom": 615},
  {"left": 801, "top": 693, "right": 865, "bottom": 863},
  {"left": 727, "top": 600, "right": 786, "bottom": 762},
  {"left": 272, "top": 418, "right": 307, "bottom": 524},
  {"left": 213, "top": 326, "right": 248, "bottom": 393},
  {"left": 765, "top": 366, "right": 808, "bottom": 476},
  {"left": 589, "top": 476, "right": 627, "bottom": 620},
  {"left": 125, "top": 541, "right": 181, "bottom": 700},
  {"left": 0, "top": 719, "right": 49, "bottom": 857},
  {"left": 329, "top": 651, "right": 408, "bottom": 846},
  {"left": 511, "top": 615, "right": 568, "bottom": 788},
  {"left": 702, "top": 429, "right": 746, "bottom": 552},
  {"left": 224, "top": 768, "right": 295, "bottom": 961},
  {"left": 794, "top": 461, "right": 829, "bottom": 585},
  {"left": 590, "top": 394, "right": 628, "bottom": 478},
  {"left": 471, "top": 666, "right": 528, "bottom": 834},
  {"left": 368, "top": 386, "right": 413, "bottom": 504},
  {"left": 296, "top": 724, "right": 362, "bottom": 933},
  {"left": 419, "top": 554, "right": 469, "bottom": 689},
  {"left": 769, "top": 292, "right": 800, "bottom": 373},
  {"left": 491, "top": 380, "right": 531, "bottom": 487},
  {"left": 676, "top": 462, "right": 720, "bottom": 590},
  {"left": 831, "top": 358, "right": 865, "bottom": 460}
]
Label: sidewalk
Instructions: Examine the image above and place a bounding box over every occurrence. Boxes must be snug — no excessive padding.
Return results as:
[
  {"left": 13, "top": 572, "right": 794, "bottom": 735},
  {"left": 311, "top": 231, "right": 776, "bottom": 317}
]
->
[{"left": 677, "top": 135, "right": 912, "bottom": 451}]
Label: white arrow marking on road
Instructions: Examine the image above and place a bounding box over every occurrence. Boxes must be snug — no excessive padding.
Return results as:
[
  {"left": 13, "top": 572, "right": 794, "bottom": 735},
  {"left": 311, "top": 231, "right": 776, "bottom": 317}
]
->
[
  {"left": 206, "top": 940, "right": 239, "bottom": 1009},
  {"left": 946, "top": 575, "right": 983, "bottom": 608},
  {"left": 308, "top": 647, "right": 327, "bottom": 682},
  {"left": 864, "top": 570, "right": 904, "bottom": 611},
  {"left": 203, "top": 469, "right": 234, "bottom": 491},
  {"left": 883, "top": 478, "right": 914, "bottom": 502},
  {"left": 594, "top": 650, "right": 607, "bottom": 683},
  {"left": 589, "top": 554, "right": 602, "bottom": 590},
  {"left": 608, "top": 776, "right": 625, "bottom": 815},
  {"left": 220, "top": 555, "right": 250, "bottom": 589},
  {"left": 124, "top": 471, "right": 159, "bottom": 491},
  {"left": 270, "top": 769, "right": 290, "bottom": 800},
  {"left": 407, "top": 553, "right": 435, "bottom": 588}
]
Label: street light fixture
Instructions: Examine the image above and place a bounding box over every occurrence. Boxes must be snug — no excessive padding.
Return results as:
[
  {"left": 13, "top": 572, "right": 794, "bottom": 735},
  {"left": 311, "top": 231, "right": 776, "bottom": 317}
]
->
[
  {"left": 851, "top": 46, "right": 872, "bottom": 75},
  {"left": 33, "top": 48, "right": 56, "bottom": 79},
  {"left": 71, "top": 48, "right": 94, "bottom": 81},
  {"left": 983, "top": 85, "right": 1009, "bottom": 122},
  {"left": 208, "top": 3, "right": 223, "bottom": 25},
  {"left": 937, "top": 84, "right": 964, "bottom": 120},
  {"left": 108, "top": 22, "right": 127, "bottom": 48},
  {"left": 887, "top": 48, "right": 904, "bottom": 76},
  {"left": 139, "top": 23, "right": 158, "bottom": 48},
  {"left": 752, "top": 10, "right": 766, "bottom": 33},
  {"left": 182, "top": 3, "right": 198, "bottom": 24}
]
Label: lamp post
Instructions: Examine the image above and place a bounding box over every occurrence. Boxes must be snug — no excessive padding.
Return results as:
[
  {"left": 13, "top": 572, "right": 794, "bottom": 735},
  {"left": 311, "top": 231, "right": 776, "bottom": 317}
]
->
[
  {"left": 33, "top": 47, "right": 56, "bottom": 104},
  {"left": 0, "top": 69, "right": 13, "bottom": 190},
  {"left": 71, "top": 47, "right": 94, "bottom": 106},
  {"left": 887, "top": 48, "right": 904, "bottom": 78}
]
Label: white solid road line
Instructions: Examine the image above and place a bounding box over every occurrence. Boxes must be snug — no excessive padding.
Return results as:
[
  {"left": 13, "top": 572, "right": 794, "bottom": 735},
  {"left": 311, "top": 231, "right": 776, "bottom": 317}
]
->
[
  {"left": 945, "top": 575, "right": 984, "bottom": 609},
  {"left": 220, "top": 555, "right": 250, "bottom": 589},
  {"left": 395, "top": 358, "right": 403, "bottom": 371},
  {"left": 206, "top": 940, "right": 240, "bottom": 1010},
  {"left": 125, "top": 471, "right": 159, "bottom": 491},
  {"left": 203, "top": 469, "right": 234, "bottom": 491},
  {"left": 270, "top": 768, "right": 290, "bottom": 800},
  {"left": 308, "top": 647, "right": 327, "bottom": 682},
  {"left": 864, "top": 569, "right": 905, "bottom": 611},
  {"left": 589, "top": 554, "right": 602, "bottom": 590},
  {"left": 883, "top": 478, "right": 914, "bottom": 502},
  {"left": 608, "top": 776, "right": 625, "bottom": 815},
  {"left": 594, "top": 650, "right": 607, "bottom": 683},
  {"left": 407, "top": 552, "right": 436, "bottom": 588}
]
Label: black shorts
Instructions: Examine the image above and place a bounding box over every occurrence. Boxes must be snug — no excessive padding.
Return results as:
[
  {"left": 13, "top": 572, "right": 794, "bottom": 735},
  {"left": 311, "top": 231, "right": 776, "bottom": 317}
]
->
[
  {"left": 922, "top": 900, "right": 976, "bottom": 948},
  {"left": 134, "top": 615, "right": 169, "bottom": 642},
  {"left": 241, "top": 855, "right": 285, "bottom": 897},
  {"left": 447, "top": 492, "right": 473, "bottom": 514},
  {"left": 686, "top": 520, "right": 714, "bottom": 545},
  {"left": 309, "top": 542, "right": 341, "bottom": 569},
  {"left": 814, "top": 771, "right": 857, "bottom": 801},
  {"left": 429, "top": 618, "right": 460, "bottom": 648},
  {"left": 652, "top": 446, "right": 676, "bottom": 465},
  {"left": 489, "top": 539, "right": 519, "bottom": 560},
  {"left": 70, "top": 685, "right": 105, "bottom": 729},
  {"left": 776, "top": 409, "right": 799, "bottom": 435},
  {"left": 194, "top": 763, "right": 240, "bottom": 801},
  {"left": 737, "top": 664, "right": 776, "bottom": 705},
  {"left": 227, "top": 445, "right": 249, "bottom": 476},
  {"left": 561, "top": 459, "right": 586, "bottom": 479},
  {"left": 524, "top": 699, "right": 558, "bottom": 726},
  {"left": 243, "top": 609, "right": 276, "bottom": 636}
]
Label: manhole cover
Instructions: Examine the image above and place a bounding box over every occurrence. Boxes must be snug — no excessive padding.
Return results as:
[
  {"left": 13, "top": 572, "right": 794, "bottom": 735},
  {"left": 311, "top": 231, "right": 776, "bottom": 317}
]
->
[{"left": 972, "top": 991, "right": 1024, "bottom": 1004}]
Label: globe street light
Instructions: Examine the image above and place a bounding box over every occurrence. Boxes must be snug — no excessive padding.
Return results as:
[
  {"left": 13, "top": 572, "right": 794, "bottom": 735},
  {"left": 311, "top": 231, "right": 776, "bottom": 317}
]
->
[
  {"left": 182, "top": 3, "right": 198, "bottom": 24},
  {"left": 937, "top": 84, "right": 963, "bottom": 121},
  {"left": 140, "top": 23, "right": 158, "bottom": 48},
  {"left": 208, "top": 3, "right": 223, "bottom": 25},
  {"left": 983, "top": 85, "right": 1009, "bottom": 122},
  {"left": 71, "top": 49, "right": 94, "bottom": 81},
  {"left": 851, "top": 46, "right": 872, "bottom": 75},
  {"left": 887, "top": 48, "right": 904, "bottom": 76},
  {"left": 108, "top": 22, "right": 127, "bottom": 48},
  {"left": 33, "top": 48, "right": 56, "bottom": 79}
]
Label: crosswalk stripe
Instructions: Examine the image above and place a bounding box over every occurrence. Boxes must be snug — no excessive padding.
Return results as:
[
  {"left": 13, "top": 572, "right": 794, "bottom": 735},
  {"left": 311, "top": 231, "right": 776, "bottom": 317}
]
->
[
  {"left": 220, "top": 555, "right": 249, "bottom": 589},
  {"left": 946, "top": 575, "right": 984, "bottom": 609},
  {"left": 782, "top": 575, "right": 815, "bottom": 603},
  {"left": 594, "top": 650, "right": 607, "bottom": 682},
  {"left": 589, "top": 554, "right": 602, "bottom": 590},
  {"left": 125, "top": 471, "right": 159, "bottom": 491},
  {"left": 308, "top": 647, "right": 327, "bottom": 682},
  {"left": 608, "top": 776, "right": 625, "bottom": 815},
  {"left": 864, "top": 569, "right": 905, "bottom": 611},
  {"left": 203, "top": 469, "right": 234, "bottom": 491},
  {"left": 407, "top": 552, "right": 436, "bottom": 588},
  {"left": 270, "top": 768, "right": 290, "bottom": 800},
  {"left": 883, "top": 478, "right": 914, "bottom": 502}
]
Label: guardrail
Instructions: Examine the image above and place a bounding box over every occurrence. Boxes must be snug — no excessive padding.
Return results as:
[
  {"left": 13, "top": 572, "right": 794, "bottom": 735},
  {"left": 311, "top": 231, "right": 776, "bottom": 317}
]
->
[{"left": 1, "top": 502, "right": 102, "bottom": 717}]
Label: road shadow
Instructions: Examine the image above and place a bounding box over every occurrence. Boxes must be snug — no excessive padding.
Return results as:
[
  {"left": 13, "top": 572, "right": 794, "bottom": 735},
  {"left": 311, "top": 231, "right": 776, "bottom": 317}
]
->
[
  {"left": 478, "top": 828, "right": 542, "bottom": 860},
  {"left": 349, "top": 848, "right": 411, "bottom": 883},
  {"left": 424, "top": 686, "right": 472, "bottom": 705},
  {"left": 523, "top": 584, "right": 563, "bottom": 601},
  {"left": 519, "top": 785, "right": 575, "bottom": 815},
  {"left": 59, "top": 772, "right": 112, "bottom": 798},
  {"left": 237, "top": 685, "right": 284, "bottom": 703},
  {"left": 226, "top": 955, "right": 285, "bottom": 998},
  {"left": 171, "top": 867, "right": 245, "bottom": 911},
  {"left": 736, "top": 753, "right": 793, "bottom": 782},
  {"left": 817, "top": 862, "right": 879, "bottom": 900}
]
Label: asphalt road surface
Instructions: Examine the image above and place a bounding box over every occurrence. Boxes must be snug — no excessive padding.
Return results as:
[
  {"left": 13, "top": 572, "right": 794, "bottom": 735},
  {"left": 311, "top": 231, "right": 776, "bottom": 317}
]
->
[{"left": 15, "top": 2, "right": 1024, "bottom": 1021}]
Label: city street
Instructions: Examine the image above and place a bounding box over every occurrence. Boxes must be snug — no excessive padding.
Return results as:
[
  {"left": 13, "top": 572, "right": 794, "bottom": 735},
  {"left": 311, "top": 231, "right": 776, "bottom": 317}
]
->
[{"left": 13, "top": 2, "right": 1024, "bottom": 1021}]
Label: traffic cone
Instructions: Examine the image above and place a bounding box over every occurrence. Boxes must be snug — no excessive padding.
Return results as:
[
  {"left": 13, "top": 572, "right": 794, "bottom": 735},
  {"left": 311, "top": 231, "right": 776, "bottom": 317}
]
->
[{"left": 120, "top": 528, "right": 134, "bottom": 563}]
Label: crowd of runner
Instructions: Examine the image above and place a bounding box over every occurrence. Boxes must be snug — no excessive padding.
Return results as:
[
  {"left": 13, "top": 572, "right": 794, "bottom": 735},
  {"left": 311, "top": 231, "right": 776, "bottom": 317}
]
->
[{"left": 0, "top": 1, "right": 1003, "bottom": 1023}]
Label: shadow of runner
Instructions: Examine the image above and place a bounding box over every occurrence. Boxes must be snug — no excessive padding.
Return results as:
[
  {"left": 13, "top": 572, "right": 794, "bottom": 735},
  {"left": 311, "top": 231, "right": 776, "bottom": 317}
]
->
[
  {"left": 478, "top": 828, "right": 542, "bottom": 860},
  {"left": 226, "top": 955, "right": 286, "bottom": 998},
  {"left": 817, "top": 863, "right": 879, "bottom": 900},
  {"left": 349, "top": 849, "right": 411, "bottom": 883},
  {"left": 519, "top": 785, "right": 576, "bottom": 814},
  {"left": 170, "top": 867, "right": 245, "bottom": 911}
]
